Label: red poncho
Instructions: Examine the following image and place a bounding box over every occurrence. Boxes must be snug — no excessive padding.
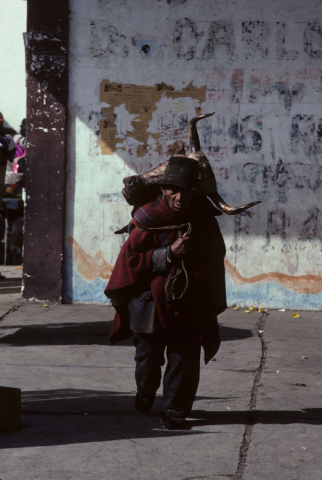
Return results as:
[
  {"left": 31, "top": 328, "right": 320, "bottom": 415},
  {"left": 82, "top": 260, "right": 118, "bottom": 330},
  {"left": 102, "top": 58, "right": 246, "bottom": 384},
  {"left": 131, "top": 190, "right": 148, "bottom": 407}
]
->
[{"left": 105, "top": 195, "right": 227, "bottom": 363}]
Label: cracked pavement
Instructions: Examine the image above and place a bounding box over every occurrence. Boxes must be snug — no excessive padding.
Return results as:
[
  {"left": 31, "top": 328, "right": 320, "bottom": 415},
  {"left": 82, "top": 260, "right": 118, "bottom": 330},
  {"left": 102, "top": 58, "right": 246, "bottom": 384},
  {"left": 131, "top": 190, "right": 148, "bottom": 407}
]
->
[{"left": 0, "top": 291, "right": 322, "bottom": 479}]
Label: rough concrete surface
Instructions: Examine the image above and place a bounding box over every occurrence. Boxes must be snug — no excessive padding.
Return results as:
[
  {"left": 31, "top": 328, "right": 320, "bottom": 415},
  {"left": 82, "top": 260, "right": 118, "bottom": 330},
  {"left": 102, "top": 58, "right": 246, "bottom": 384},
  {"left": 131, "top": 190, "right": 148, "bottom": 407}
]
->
[
  {"left": 0, "top": 292, "right": 321, "bottom": 479},
  {"left": 244, "top": 310, "right": 322, "bottom": 480}
]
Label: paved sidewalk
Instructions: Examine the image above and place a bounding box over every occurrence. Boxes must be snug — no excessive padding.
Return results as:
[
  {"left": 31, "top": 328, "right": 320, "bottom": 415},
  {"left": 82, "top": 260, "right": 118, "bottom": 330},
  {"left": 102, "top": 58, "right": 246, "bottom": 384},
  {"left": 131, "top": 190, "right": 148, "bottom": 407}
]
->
[{"left": 0, "top": 293, "right": 321, "bottom": 479}]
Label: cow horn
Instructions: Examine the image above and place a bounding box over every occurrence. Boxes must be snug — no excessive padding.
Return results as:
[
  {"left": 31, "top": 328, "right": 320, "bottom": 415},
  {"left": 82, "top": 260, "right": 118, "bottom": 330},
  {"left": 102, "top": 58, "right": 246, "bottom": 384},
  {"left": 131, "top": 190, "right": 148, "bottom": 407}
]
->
[
  {"left": 189, "top": 112, "right": 261, "bottom": 215},
  {"left": 189, "top": 112, "right": 215, "bottom": 152},
  {"left": 211, "top": 191, "right": 262, "bottom": 215}
]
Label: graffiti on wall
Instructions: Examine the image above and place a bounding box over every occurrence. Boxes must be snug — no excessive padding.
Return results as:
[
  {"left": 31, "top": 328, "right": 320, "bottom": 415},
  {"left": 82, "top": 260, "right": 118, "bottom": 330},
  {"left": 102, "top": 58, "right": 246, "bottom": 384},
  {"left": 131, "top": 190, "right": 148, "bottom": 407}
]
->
[
  {"left": 67, "top": 9, "right": 322, "bottom": 307},
  {"left": 98, "top": 69, "right": 322, "bottom": 161},
  {"left": 90, "top": 19, "right": 322, "bottom": 61}
]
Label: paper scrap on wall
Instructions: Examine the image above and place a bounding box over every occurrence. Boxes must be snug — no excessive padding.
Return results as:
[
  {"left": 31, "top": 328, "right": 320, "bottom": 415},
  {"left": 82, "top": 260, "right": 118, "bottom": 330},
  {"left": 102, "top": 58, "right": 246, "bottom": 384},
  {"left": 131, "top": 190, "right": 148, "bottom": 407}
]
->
[{"left": 99, "top": 81, "right": 206, "bottom": 156}]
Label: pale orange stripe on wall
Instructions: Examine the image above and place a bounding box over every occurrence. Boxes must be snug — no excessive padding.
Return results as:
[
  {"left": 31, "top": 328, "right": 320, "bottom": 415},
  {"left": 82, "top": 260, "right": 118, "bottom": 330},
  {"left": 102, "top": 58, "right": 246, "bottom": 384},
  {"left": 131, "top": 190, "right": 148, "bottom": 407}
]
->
[
  {"left": 224, "top": 259, "right": 322, "bottom": 295},
  {"left": 69, "top": 236, "right": 322, "bottom": 295},
  {"left": 68, "top": 236, "right": 113, "bottom": 282}
]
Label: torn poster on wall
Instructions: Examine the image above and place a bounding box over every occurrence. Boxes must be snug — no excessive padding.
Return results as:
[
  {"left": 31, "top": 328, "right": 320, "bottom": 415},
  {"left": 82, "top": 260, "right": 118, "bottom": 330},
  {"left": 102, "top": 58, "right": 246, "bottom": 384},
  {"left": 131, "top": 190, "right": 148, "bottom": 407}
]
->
[{"left": 99, "top": 80, "right": 206, "bottom": 156}]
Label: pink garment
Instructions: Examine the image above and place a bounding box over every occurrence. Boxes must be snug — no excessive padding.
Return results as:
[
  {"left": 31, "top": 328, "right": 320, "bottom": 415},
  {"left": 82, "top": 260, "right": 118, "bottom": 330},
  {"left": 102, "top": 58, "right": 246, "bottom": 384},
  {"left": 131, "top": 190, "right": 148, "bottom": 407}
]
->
[
  {"left": 14, "top": 143, "right": 25, "bottom": 159},
  {"left": 12, "top": 142, "right": 26, "bottom": 172}
]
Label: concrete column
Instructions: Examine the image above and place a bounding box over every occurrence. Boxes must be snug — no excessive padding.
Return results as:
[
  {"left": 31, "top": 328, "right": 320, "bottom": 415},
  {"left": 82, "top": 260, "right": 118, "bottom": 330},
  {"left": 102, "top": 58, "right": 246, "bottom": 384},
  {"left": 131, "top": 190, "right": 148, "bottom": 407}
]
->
[{"left": 24, "top": 0, "right": 69, "bottom": 302}]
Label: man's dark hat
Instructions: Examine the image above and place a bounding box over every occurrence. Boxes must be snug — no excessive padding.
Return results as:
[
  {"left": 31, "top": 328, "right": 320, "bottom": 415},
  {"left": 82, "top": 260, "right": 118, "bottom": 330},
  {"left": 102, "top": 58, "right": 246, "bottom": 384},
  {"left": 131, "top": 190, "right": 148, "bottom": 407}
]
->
[{"left": 157, "top": 156, "right": 199, "bottom": 190}]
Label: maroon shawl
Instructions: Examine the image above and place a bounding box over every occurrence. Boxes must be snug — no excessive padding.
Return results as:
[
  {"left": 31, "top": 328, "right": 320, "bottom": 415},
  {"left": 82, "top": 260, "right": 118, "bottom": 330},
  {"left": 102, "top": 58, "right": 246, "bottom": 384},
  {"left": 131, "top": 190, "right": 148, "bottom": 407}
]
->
[{"left": 105, "top": 195, "right": 227, "bottom": 362}]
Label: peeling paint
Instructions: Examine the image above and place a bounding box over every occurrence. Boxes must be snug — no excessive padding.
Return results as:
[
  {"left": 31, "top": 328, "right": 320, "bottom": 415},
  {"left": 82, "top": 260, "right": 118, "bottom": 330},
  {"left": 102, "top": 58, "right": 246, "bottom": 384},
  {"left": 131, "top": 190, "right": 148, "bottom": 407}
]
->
[
  {"left": 90, "top": 20, "right": 129, "bottom": 58},
  {"left": 99, "top": 80, "right": 206, "bottom": 156}
]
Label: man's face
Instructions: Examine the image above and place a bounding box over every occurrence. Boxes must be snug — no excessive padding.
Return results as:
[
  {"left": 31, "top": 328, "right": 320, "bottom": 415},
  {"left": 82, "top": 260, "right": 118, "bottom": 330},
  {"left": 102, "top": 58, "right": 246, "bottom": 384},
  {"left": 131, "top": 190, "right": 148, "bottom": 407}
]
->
[{"left": 161, "top": 185, "right": 193, "bottom": 213}]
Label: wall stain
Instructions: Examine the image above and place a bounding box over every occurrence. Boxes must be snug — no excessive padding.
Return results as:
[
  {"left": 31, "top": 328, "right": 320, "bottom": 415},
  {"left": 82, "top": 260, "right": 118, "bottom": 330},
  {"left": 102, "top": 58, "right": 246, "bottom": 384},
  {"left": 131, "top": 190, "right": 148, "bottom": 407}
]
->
[
  {"left": 274, "top": 81, "right": 305, "bottom": 112},
  {"left": 276, "top": 22, "right": 299, "bottom": 60},
  {"left": 249, "top": 70, "right": 273, "bottom": 103},
  {"left": 291, "top": 114, "right": 320, "bottom": 155},
  {"left": 230, "top": 69, "right": 244, "bottom": 103},
  {"left": 225, "top": 259, "right": 322, "bottom": 295},
  {"left": 90, "top": 21, "right": 128, "bottom": 58},
  {"left": 99, "top": 192, "right": 124, "bottom": 203},
  {"left": 249, "top": 69, "right": 305, "bottom": 111},
  {"left": 228, "top": 115, "right": 262, "bottom": 153},
  {"left": 206, "top": 70, "right": 227, "bottom": 103},
  {"left": 268, "top": 128, "right": 276, "bottom": 160}
]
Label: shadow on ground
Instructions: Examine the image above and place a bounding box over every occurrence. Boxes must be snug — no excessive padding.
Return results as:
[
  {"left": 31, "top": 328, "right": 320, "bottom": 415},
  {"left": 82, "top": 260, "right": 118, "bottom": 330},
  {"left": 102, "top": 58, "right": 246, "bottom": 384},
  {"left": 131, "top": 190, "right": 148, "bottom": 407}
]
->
[
  {"left": 0, "top": 322, "right": 253, "bottom": 346},
  {"left": 0, "top": 389, "right": 321, "bottom": 449},
  {"left": 0, "top": 277, "right": 21, "bottom": 295}
]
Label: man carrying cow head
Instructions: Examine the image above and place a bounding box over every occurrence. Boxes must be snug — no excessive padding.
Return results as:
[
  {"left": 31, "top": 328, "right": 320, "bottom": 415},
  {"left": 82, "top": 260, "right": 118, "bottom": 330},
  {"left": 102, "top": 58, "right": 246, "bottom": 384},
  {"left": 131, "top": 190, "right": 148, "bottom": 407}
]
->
[{"left": 105, "top": 156, "right": 227, "bottom": 429}]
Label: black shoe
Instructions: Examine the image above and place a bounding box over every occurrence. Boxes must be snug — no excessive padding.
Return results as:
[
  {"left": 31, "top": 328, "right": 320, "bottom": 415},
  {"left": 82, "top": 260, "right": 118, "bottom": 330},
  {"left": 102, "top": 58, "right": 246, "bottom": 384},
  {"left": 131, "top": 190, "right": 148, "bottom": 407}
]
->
[
  {"left": 135, "top": 393, "right": 155, "bottom": 413},
  {"left": 162, "top": 409, "right": 186, "bottom": 430}
]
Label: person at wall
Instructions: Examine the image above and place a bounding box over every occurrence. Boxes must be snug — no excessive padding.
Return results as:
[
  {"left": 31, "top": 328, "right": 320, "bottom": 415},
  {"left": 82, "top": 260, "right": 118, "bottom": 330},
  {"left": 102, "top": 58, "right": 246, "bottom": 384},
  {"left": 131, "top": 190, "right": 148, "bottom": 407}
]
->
[
  {"left": 0, "top": 112, "right": 17, "bottom": 138},
  {"left": 0, "top": 114, "right": 26, "bottom": 196},
  {"left": 13, "top": 118, "right": 26, "bottom": 151},
  {"left": 104, "top": 156, "right": 227, "bottom": 429},
  {"left": 0, "top": 113, "right": 25, "bottom": 264}
]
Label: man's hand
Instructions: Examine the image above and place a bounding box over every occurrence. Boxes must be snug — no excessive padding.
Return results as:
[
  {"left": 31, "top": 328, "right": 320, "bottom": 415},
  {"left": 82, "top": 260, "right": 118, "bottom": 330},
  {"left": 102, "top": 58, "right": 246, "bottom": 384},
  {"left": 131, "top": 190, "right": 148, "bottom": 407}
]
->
[{"left": 170, "top": 233, "right": 191, "bottom": 258}]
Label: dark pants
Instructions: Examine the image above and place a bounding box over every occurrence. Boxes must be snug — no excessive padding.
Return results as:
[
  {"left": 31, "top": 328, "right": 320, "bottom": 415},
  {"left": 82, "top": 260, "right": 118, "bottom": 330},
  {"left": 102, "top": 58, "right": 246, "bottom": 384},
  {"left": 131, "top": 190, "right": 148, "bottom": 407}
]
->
[{"left": 133, "top": 329, "right": 201, "bottom": 415}]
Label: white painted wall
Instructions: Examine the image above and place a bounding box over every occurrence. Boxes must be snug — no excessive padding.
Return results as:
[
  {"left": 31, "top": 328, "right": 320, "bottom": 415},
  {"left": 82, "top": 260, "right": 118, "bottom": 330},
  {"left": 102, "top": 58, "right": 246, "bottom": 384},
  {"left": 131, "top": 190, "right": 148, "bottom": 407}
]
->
[
  {"left": 0, "top": 0, "right": 27, "bottom": 132},
  {"left": 65, "top": 0, "right": 322, "bottom": 308}
]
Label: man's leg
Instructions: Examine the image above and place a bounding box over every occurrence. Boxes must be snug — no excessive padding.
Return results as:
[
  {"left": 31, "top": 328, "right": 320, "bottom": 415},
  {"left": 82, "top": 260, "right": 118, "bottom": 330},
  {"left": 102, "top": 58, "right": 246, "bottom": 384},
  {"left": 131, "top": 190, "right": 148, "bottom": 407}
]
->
[
  {"left": 162, "top": 332, "right": 201, "bottom": 427},
  {"left": 133, "top": 331, "right": 166, "bottom": 413}
]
